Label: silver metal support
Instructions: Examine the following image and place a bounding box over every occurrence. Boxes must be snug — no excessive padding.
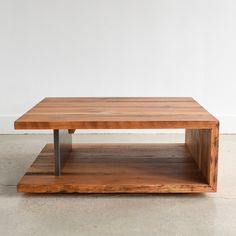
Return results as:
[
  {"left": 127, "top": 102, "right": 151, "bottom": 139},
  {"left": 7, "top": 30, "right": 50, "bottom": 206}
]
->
[{"left": 53, "top": 129, "right": 72, "bottom": 176}]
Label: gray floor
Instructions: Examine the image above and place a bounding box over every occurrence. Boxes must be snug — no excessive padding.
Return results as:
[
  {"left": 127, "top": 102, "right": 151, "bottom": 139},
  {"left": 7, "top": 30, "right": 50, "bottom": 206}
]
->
[{"left": 0, "top": 133, "right": 236, "bottom": 236}]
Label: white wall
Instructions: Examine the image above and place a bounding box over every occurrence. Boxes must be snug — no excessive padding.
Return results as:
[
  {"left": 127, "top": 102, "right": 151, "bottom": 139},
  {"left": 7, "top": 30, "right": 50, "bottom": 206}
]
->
[{"left": 0, "top": 0, "right": 236, "bottom": 134}]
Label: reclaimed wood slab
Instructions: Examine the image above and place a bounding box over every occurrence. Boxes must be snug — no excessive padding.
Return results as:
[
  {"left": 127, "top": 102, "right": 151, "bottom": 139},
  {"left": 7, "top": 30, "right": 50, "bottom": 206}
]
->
[
  {"left": 17, "top": 143, "right": 213, "bottom": 193},
  {"left": 15, "top": 97, "right": 219, "bottom": 193},
  {"left": 14, "top": 97, "right": 218, "bottom": 129}
]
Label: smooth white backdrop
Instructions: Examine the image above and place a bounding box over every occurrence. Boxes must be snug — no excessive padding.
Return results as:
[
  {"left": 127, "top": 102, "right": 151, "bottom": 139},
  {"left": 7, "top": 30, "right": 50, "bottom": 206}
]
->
[{"left": 0, "top": 0, "right": 236, "bottom": 133}]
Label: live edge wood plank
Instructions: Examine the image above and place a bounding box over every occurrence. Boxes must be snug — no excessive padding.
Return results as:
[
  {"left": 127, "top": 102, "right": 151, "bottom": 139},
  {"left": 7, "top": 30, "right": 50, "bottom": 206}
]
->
[{"left": 17, "top": 143, "right": 214, "bottom": 193}]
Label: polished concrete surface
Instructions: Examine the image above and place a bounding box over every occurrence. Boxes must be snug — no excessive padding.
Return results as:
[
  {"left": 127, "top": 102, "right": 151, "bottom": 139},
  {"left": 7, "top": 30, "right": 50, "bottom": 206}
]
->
[{"left": 0, "top": 134, "right": 236, "bottom": 236}]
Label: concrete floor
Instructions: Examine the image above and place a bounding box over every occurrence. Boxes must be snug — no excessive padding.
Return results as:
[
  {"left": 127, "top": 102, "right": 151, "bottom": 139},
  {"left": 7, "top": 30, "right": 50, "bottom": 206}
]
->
[{"left": 0, "top": 133, "right": 236, "bottom": 236}]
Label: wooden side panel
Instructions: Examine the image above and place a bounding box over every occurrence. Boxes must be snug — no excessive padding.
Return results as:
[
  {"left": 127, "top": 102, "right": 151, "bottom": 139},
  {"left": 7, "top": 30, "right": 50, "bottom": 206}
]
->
[
  {"left": 185, "top": 125, "right": 219, "bottom": 190},
  {"left": 208, "top": 124, "right": 219, "bottom": 190},
  {"left": 185, "top": 130, "right": 200, "bottom": 166}
]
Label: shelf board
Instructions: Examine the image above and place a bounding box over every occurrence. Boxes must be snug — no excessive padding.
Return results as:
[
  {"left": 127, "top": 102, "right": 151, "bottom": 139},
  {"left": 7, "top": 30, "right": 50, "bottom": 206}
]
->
[{"left": 17, "top": 143, "right": 213, "bottom": 193}]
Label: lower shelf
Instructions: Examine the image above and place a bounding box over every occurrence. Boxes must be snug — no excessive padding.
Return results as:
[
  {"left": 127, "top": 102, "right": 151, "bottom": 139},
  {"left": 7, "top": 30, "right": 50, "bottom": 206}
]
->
[{"left": 17, "top": 143, "right": 213, "bottom": 193}]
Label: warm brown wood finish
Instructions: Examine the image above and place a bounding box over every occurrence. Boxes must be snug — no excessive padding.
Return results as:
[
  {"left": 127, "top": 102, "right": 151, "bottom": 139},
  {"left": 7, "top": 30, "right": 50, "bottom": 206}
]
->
[
  {"left": 185, "top": 129, "right": 211, "bottom": 181},
  {"left": 15, "top": 97, "right": 219, "bottom": 193},
  {"left": 185, "top": 124, "right": 219, "bottom": 191},
  {"left": 17, "top": 143, "right": 213, "bottom": 193},
  {"left": 14, "top": 97, "right": 218, "bottom": 129},
  {"left": 68, "top": 129, "right": 76, "bottom": 134},
  {"left": 208, "top": 125, "right": 219, "bottom": 190}
]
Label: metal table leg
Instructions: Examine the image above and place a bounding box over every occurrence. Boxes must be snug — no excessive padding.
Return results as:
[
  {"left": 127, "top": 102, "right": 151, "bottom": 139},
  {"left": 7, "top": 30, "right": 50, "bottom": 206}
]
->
[{"left": 53, "top": 129, "right": 72, "bottom": 176}]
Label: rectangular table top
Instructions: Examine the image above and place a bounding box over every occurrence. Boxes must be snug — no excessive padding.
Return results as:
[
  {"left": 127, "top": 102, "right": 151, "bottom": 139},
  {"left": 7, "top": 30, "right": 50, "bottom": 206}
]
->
[{"left": 14, "top": 97, "right": 219, "bottom": 129}]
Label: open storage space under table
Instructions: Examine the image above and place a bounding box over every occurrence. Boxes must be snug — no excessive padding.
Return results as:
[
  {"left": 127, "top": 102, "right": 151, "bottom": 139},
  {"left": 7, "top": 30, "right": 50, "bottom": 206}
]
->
[{"left": 17, "top": 140, "right": 213, "bottom": 193}]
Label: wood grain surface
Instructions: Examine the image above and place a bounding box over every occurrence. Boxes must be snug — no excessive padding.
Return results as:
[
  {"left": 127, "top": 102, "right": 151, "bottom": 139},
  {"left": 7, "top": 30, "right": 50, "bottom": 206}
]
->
[
  {"left": 185, "top": 125, "right": 219, "bottom": 191},
  {"left": 14, "top": 97, "right": 218, "bottom": 129},
  {"left": 185, "top": 129, "right": 211, "bottom": 181},
  {"left": 17, "top": 143, "right": 213, "bottom": 193}
]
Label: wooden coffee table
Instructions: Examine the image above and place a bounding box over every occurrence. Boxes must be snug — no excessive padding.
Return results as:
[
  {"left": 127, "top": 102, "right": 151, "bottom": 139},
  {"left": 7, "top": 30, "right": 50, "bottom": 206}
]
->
[{"left": 15, "top": 97, "right": 219, "bottom": 193}]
